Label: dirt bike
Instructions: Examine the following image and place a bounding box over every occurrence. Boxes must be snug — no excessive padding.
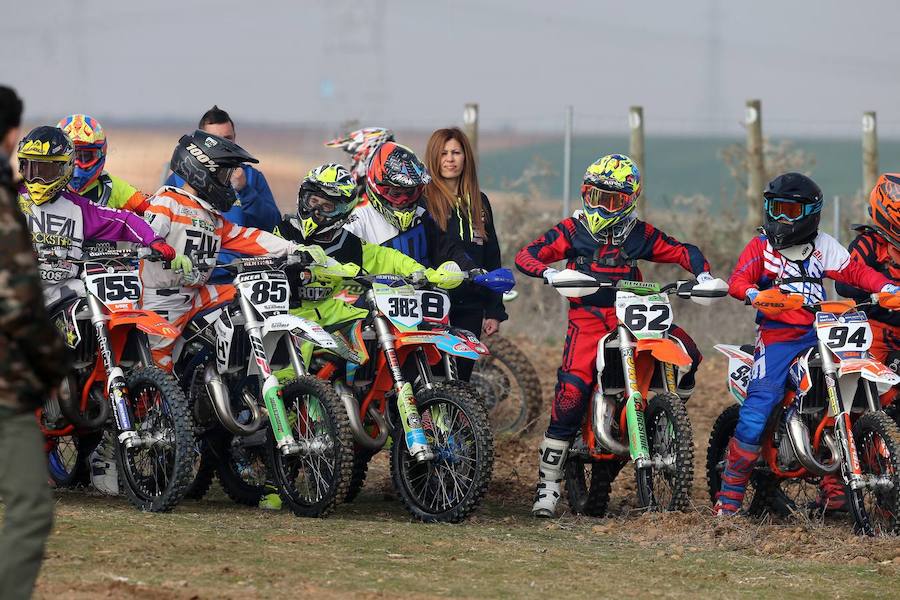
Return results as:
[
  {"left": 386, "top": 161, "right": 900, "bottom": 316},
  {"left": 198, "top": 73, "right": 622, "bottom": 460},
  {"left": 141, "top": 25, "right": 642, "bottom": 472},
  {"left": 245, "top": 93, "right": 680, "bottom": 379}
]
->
[
  {"left": 39, "top": 247, "right": 194, "bottom": 512},
  {"left": 549, "top": 270, "right": 729, "bottom": 515},
  {"left": 312, "top": 272, "right": 495, "bottom": 522},
  {"left": 707, "top": 292, "right": 900, "bottom": 535},
  {"left": 173, "top": 254, "right": 358, "bottom": 518}
]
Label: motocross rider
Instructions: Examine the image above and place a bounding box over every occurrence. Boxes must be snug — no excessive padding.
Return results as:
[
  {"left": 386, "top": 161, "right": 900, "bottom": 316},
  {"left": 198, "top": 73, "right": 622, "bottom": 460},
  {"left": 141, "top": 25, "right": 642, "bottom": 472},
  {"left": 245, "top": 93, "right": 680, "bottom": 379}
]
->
[
  {"left": 515, "top": 154, "right": 711, "bottom": 518},
  {"left": 715, "top": 172, "right": 899, "bottom": 516}
]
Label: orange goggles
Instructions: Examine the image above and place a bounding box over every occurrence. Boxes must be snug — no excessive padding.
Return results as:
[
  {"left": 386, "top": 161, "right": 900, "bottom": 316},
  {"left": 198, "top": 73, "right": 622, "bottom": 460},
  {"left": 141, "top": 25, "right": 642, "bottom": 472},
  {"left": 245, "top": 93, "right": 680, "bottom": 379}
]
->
[{"left": 582, "top": 186, "right": 631, "bottom": 212}]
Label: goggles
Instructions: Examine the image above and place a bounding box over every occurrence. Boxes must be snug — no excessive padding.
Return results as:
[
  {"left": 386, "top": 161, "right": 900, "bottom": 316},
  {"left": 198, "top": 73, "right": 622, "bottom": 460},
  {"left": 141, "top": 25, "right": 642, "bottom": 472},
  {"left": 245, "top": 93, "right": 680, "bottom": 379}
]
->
[
  {"left": 20, "top": 158, "right": 68, "bottom": 184},
  {"left": 74, "top": 147, "right": 103, "bottom": 169},
  {"left": 300, "top": 193, "right": 345, "bottom": 218},
  {"left": 765, "top": 197, "right": 821, "bottom": 222},
  {"left": 381, "top": 184, "right": 422, "bottom": 208},
  {"left": 582, "top": 185, "right": 631, "bottom": 212},
  {"left": 214, "top": 166, "right": 235, "bottom": 186}
]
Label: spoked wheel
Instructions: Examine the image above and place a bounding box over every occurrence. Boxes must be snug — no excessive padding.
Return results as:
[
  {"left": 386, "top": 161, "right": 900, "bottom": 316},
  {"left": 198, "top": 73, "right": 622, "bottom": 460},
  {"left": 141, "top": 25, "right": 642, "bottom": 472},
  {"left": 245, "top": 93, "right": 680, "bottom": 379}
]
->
[
  {"left": 565, "top": 447, "right": 623, "bottom": 517},
  {"left": 344, "top": 446, "right": 376, "bottom": 504},
  {"left": 391, "top": 383, "right": 493, "bottom": 522},
  {"left": 848, "top": 411, "right": 900, "bottom": 536},
  {"left": 472, "top": 335, "right": 542, "bottom": 435},
  {"left": 117, "top": 367, "right": 195, "bottom": 512},
  {"left": 705, "top": 403, "right": 771, "bottom": 516},
  {"left": 635, "top": 393, "right": 694, "bottom": 511},
  {"left": 47, "top": 432, "right": 99, "bottom": 488},
  {"left": 266, "top": 377, "right": 353, "bottom": 518},
  {"left": 215, "top": 432, "right": 269, "bottom": 506}
]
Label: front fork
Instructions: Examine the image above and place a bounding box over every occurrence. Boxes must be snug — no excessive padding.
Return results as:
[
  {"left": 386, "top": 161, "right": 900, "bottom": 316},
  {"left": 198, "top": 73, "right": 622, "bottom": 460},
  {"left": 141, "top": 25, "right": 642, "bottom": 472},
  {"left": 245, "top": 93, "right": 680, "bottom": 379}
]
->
[
  {"left": 618, "top": 325, "right": 651, "bottom": 468},
  {"left": 373, "top": 315, "right": 433, "bottom": 462},
  {"left": 819, "top": 342, "right": 863, "bottom": 488},
  {"left": 241, "top": 295, "right": 299, "bottom": 455},
  {"left": 88, "top": 294, "right": 138, "bottom": 447}
]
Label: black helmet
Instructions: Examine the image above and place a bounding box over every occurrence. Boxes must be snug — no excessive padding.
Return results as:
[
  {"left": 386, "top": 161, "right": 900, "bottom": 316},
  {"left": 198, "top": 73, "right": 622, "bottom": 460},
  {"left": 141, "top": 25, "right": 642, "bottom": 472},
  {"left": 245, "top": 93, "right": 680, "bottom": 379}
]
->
[
  {"left": 170, "top": 129, "right": 258, "bottom": 212},
  {"left": 762, "top": 172, "right": 823, "bottom": 250}
]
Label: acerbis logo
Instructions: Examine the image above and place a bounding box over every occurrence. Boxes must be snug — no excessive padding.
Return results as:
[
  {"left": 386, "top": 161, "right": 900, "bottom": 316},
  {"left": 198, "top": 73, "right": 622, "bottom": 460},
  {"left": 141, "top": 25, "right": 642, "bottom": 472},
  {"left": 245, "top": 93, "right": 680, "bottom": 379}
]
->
[{"left": 186, "top": 143, "right": 219, "bottom": 172}]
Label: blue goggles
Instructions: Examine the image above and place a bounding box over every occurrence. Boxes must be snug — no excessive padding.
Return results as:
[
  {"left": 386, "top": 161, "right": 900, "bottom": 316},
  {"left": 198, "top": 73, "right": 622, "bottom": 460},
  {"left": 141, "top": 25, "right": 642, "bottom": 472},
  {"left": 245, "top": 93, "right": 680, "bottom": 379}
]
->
[{"left": 764, "top": 197, "right": 823, "bottom": 222}]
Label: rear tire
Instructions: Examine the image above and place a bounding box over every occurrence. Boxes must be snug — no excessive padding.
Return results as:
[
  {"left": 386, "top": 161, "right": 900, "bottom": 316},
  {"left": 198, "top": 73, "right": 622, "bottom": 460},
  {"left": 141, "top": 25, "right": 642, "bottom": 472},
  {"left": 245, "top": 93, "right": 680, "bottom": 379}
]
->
[
  {"left": 47, "top": 432, "right": 99, "bottom": 488},
  {"left": 215, "top": 432, "right": 269, "bottom": 506},
  {"left": 344, "top": 447, "right": 375, "bottom": 504},
  {"left": 848, "top": 411, "right": 900, "bottom": 536},
  {"left": 565, "top": 455, "right": 623, "bottom": 517},
  {"left": 473, "top": 335, "right": 543, "bottom": 435}
]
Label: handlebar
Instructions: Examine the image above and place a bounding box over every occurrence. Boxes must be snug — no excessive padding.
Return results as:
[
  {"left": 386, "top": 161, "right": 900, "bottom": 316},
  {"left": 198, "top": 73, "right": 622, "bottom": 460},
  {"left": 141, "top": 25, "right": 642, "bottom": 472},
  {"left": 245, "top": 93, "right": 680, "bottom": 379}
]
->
[
  {"left": 747, "top": 289, "right": 894, "bottom": 314},
  {"left": 37, "top": 246, "right": 165, "bottom": 265},
  {"left": 547, "top": 270, "right": 729, "bottom": 300}
]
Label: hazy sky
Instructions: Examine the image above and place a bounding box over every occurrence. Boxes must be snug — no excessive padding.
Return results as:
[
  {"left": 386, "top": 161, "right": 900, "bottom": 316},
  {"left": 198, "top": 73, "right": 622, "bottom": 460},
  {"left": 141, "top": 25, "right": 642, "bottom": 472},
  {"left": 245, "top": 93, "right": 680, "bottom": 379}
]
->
[{"left": 6, "top": 0, "right": 900, "bottom": 137}]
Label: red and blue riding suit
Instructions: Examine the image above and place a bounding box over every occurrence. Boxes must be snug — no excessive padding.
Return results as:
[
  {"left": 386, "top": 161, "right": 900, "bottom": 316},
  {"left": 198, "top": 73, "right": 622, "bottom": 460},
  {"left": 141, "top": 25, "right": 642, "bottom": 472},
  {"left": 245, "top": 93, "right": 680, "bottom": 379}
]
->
[
  {"left": 515, "top": 214, "right": 709, "bottom": 441},
  {"left": 719, "top": 232, "right": 891, "bottom": 512}
]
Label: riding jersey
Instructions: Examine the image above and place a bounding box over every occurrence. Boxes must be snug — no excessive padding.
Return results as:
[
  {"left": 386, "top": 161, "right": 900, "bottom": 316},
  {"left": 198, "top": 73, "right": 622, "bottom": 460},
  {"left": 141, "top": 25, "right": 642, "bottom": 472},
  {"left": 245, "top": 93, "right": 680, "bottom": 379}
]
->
[
  {"left": 142, "top": 186, "right": 297, "bottom": 289},
  {"left": 17, "top": 185, "right": 161, "bottom": 306},
  {"left": 729, "top": 232, "right": 890, "bottom": 343},
  {"left": 836, "top": 227, "right": 900, "bottom": 327},
  {"left": 276, "top": 215, "right": 429, "bottom": 313},
  {"left": 343, "top": 193, "right": 474, "bottom": 269},
  {"left": 79, "top": 172, "right": 148, "bottom": 212},
  {"left": 516, "top": 212, "right": 710, "bottom": 309}
]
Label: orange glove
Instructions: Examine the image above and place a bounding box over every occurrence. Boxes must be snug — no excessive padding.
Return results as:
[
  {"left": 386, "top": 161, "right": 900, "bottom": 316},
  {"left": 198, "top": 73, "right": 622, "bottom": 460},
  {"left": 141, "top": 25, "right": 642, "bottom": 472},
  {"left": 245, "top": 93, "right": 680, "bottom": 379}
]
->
[
  {"left": 878, "top": 292, "right": 900, "bottom": 310},
  {"left": 751, "top": 288, "right": 804, "bottom": 317}
]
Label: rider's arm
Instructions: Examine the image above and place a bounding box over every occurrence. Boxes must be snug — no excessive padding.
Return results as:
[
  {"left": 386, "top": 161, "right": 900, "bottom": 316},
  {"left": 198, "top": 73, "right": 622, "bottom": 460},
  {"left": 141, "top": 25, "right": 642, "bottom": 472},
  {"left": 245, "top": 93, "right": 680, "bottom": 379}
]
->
[
  {"left": 70, "top": 193, "right": 161, "bottom": 246},
  {"left": 641, "top": 223, "right": 710, "bottom": 276},
  {"left": 728, "top": 236, "right": 766, "bottom": 301},
  {"left": 106, "top": 174, "right": 148, "bottom": 214},
  {"left": 514, "top": 219, "right": 575, "bottom": 278},
  {"left": 815, "top": 232, "right": 891, "bottom": 293},
  {"left": 218, "top": 219, "right": 295, "bottom": 256},
  {"left": 835, "top": 232, "right": 881, "bottom": 300},
  {"left": 361, "top": 241, "right": 427, "bottom": 275},
  {"left": 236, "top": 168, "right": 280, "bottom": 232}
]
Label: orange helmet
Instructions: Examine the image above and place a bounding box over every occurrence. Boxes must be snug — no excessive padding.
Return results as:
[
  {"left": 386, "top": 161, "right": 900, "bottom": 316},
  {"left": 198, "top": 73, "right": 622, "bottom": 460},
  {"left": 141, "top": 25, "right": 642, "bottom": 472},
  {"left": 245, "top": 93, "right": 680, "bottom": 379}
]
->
[{"left": 869, "top": 173, "right": 900, "bottom": 247}]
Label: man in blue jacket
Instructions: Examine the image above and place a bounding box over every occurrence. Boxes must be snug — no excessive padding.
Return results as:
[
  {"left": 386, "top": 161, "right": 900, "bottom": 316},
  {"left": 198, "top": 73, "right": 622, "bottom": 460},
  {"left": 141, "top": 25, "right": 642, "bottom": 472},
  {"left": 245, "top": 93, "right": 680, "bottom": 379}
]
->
[{"left": 165, "top": 105, "right": 280, "bottom": 282}]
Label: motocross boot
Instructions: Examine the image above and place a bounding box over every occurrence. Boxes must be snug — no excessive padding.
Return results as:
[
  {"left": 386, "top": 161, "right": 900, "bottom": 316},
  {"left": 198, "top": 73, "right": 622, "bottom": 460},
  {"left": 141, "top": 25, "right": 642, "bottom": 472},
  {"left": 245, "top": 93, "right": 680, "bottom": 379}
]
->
[
  {"left": 89, "top": 430, "right": 119, "bottom": 495},
  {"left": 809, "top": 473, "right": 848, "bottom": 513},
  {"left": 532, "top": 437, "right": 569, "bottom": 518},
  {"left": 714, "top": 437, "right": 760, "bottom": 516}
]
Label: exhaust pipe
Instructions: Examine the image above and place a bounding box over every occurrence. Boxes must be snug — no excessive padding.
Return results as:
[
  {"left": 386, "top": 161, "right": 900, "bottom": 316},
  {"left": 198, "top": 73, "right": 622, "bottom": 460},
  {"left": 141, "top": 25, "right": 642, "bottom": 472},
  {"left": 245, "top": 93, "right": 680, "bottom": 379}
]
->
[
  {"left": 592, "top": 394, "right": 629, "bottom": 457},
  {"left": 335, "top": 381, "right": 388, "bottom": 451},
  {"left": 203, "top": 363, "right": 265, "bottom": 436},
  {"left": 57, "top": 376, "right": 110, "bottom": 430},
  {"left": 785, "top": 409, "right": 840, "bottom": 475}
]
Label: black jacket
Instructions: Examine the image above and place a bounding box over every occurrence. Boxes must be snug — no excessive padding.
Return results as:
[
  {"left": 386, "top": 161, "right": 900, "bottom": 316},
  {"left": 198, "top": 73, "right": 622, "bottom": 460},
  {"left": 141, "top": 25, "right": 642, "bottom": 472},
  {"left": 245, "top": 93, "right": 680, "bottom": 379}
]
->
[{"left": 432, "top": 193, "right": 506, "bottom": 321}]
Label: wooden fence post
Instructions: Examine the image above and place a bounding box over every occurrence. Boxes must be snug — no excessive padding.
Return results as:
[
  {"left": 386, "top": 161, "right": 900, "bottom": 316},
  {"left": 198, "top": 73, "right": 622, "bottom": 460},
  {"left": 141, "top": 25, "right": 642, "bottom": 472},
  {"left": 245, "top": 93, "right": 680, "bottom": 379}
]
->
[
  {"left": 745, "top": 99, "right": 765, "bottom": 233},
  {"left": 862, "top": 111, "right": 878, "bottom": 198},
  {"left": 463, "top": 103, "right": 479, "bottom": 165},
  {"left": 629, "top": 106, "right": 645, "bottom": 219}
]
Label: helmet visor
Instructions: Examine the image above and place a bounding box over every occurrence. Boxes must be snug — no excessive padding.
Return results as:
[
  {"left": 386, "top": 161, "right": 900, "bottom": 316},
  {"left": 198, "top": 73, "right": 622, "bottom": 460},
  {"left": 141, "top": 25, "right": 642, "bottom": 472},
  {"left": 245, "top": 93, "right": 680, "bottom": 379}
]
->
[
  {"left": 381, "top": 185, "right": 423, "bottom": 208},
  {"left": 21, "top": 158, "right": 68, "bottom": 184},
  {"left": 74, "top": 148, "right": 103, "bottom": 169},
  {"left": 583, "top": 186, "right": 630, "bottom": 212},
  {"left": 766, "top": 198, "right": 810, "bottom": 222},
  {"left": 214, "top": 167, "right": 236, "bottom": 186}
]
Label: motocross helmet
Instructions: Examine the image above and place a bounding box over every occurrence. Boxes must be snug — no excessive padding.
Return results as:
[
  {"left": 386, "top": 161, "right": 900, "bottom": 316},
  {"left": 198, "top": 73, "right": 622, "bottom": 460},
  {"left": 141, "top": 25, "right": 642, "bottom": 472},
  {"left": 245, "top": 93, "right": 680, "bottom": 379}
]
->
[
  {"left": 580, "top": 154, "right": 641, "bottom": 237},
  {"left": 295, "top": 163, "right": 358, "bottom": 240},
  {"left": 57, "top": 114, "right": 107, "bottom": 194},
  {"left": 762, "top": 172, "right": 823, "bottom": 250},
  {"left": 169, "top": 129, "right": 258, "bottom": 212},
  {"left": 325, "top": 127, "right": 394, "bottom": 184},
  {"left": 17, "top": 125, "right": 74, "bottom": 205},
  {"left": 366, "top": 141, "right": 430, "bottom": 231},
  {"left": 868, "top": 173, "right": 900, "bottom": 248}
]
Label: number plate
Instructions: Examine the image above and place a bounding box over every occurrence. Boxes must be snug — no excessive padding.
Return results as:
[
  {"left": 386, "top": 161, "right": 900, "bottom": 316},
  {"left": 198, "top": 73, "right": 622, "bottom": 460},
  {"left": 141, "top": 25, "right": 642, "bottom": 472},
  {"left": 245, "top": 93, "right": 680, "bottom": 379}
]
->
[
  {"left": 237, "top": 271, "right": 290, "bottom": 316},
  {"left": 816, "top": 311, "right": 872, "bottom": 353},
  {"left": 615, "top": 292, "right": 673, "bottom": 339},
  {"left": 373, "top": 282, "right": 449, "bottom": 329},
  {"left": 85, "top": 263, "right": 142, "bottom": 310}
]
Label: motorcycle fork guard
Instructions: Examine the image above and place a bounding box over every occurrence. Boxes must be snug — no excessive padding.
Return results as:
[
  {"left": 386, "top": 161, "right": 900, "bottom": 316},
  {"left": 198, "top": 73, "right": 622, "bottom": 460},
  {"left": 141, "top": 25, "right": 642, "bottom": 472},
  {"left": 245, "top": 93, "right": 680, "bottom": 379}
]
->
[{"left": 262, "top": 374, "right": 295, "bottom": 448}]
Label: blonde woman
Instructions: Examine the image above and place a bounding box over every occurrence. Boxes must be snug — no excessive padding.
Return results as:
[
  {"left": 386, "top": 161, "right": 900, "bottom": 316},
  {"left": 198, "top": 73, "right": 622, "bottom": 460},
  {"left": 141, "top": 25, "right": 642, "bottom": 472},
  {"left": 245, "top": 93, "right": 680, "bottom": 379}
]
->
[{"left": 424, "top": 127, "right": 507, "bottom": 381}]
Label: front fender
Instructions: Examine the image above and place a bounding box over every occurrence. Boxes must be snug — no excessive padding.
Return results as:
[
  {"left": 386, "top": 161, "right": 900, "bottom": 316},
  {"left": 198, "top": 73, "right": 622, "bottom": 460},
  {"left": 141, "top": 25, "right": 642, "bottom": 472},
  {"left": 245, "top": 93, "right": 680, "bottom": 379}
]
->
[
  {"left": 109, "top": 310, "right": 179, "bottom": 339},
  {"left": 840, "top": 357, "right": 900, "bottom": 393},
  {"left": 636, "top": 338, "right": 692, "bottom": 368},
  {"left": 395, "top": 329, "right": 484, "bottom": 360}
]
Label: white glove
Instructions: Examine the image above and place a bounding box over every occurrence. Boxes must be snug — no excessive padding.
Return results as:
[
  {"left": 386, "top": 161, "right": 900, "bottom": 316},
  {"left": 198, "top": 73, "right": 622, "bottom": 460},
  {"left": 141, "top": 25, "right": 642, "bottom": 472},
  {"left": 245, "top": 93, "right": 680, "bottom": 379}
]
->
[
  {"left": 745, "top": 288, "right": 760, "bottom": 303},
  {"left": 881, "top": 284, "right": 900, "bottom": 294},
  {"left": 542, "top": 268, "right": 559, "bottom": 284},
  {"left": 697, "top": 272, "right": 714, "bottom": 283}
]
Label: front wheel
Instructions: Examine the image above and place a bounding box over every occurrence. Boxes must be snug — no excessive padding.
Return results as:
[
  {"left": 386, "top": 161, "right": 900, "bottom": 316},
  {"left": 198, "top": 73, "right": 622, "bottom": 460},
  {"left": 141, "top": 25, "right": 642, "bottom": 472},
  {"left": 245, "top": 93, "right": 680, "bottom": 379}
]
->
[
  {"left": 47, "top": 432, "right": 99, "bottom": 488},
  {"left": 117, "top": 367, "right": 195, "bottom": 512},
  {"left": 390, "top": 383, "right": 494, "bottom": 522},
  {"left": 635, "top": 392, "right": 694, "bottom": 511},
  {"left": 848, "top": 411, "right": 900, "bottom": 536},
  {"left": 266, "top": 377, "right": 353, "bottom": 518}
]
